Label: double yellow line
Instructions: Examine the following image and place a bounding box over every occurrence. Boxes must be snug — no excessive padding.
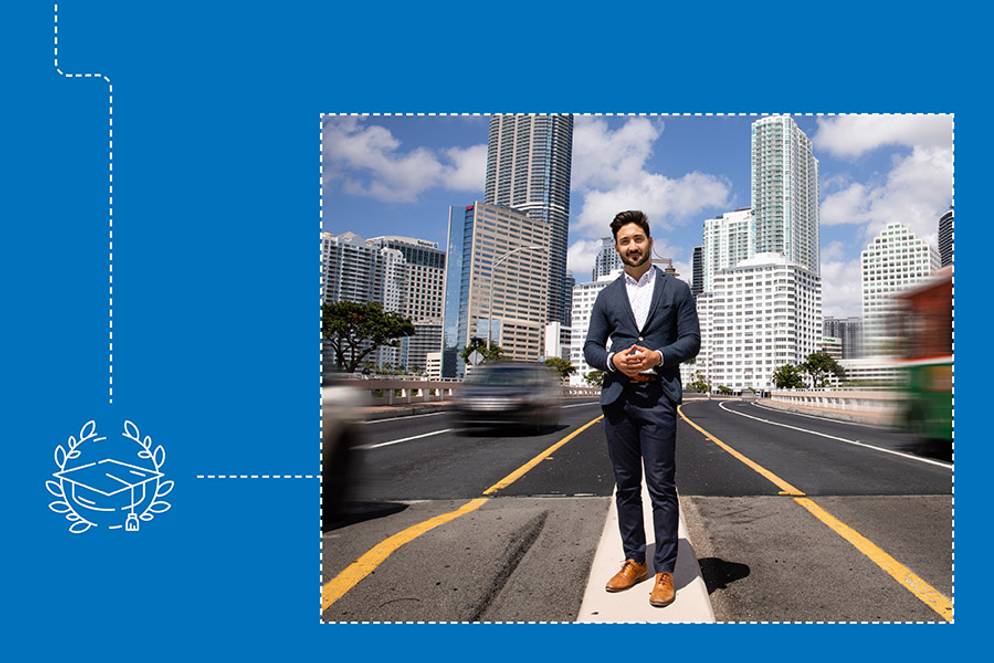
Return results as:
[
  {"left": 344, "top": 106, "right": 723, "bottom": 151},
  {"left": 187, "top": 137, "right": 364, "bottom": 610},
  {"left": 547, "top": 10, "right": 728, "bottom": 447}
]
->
[
  {"left": 678, "top": 403, "right": 953, "bottom": 622},
  {"left": 321, "top": 415, "right": 604, "bottom": 612}
]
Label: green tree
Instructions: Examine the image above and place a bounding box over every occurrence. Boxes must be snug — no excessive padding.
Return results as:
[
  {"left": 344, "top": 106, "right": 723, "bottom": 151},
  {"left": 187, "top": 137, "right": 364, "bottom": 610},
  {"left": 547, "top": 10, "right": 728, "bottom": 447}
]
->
[
  {"left": 460, "top": 337, "right": 504, "bottom": 365},
  {"left": 687, "top": 370, "right": 710, "bottom": 393},
  {"left": 772, "top": 363, "right": 805, "bottom": 389},
  {"left": 584, "top": 370, "right": 605, "bottom": 387},
  {"left": 544, "top": 357, "right": 576, "bottom": 382},
  {"left": 716, "top": 385, "right": 733, "bottom": 396},
  {"left": 322, "top": 301, "right": 415, "bottom": 373},
  {"left": 802, "top": 351, "right": 845, "bottom": 388}
]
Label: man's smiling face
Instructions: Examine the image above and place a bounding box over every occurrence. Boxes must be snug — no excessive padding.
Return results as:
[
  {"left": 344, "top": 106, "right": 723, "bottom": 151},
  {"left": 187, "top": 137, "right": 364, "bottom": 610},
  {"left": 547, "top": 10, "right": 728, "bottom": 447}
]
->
[{"left": 615, "top": 222, "right": 652, "bottom": 268}]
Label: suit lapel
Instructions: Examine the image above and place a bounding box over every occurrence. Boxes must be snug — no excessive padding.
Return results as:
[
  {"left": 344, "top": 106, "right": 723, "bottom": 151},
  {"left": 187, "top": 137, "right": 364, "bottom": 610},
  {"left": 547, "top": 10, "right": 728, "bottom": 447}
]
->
[
  {"left": 616, "top": 274, "right": 639, "bottom": 332},
  {"left": 640, "top": 267, "right": 667, "bottom": 333}
]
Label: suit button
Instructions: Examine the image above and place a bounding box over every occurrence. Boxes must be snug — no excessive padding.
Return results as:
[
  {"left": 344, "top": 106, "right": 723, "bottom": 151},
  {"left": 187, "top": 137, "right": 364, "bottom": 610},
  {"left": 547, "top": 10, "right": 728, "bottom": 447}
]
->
[{"left": 638, "top": 336, "right": 644, "bottom": 341}]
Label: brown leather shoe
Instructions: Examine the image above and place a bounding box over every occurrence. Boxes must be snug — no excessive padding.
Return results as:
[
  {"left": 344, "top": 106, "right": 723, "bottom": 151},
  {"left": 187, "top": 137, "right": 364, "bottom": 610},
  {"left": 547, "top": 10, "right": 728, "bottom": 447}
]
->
[
  {"left": 649, "top": 571, "right": 676, "bottom": 607},
  {"left": 605, "top": 559, "right": 649, "bottom": 592}
]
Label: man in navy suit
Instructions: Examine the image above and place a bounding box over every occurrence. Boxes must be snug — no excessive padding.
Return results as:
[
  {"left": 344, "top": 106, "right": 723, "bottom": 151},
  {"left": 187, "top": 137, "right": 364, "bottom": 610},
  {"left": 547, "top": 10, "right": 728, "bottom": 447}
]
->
[{"left": 583, "top": 210, "right": 700, "bottom": 607}]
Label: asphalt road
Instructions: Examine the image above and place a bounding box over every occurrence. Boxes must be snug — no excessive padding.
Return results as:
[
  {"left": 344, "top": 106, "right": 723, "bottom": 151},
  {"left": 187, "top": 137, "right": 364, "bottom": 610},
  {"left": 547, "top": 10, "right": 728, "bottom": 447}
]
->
[{"left": 321, "top": 397, "right": 953, "bottom": 623}]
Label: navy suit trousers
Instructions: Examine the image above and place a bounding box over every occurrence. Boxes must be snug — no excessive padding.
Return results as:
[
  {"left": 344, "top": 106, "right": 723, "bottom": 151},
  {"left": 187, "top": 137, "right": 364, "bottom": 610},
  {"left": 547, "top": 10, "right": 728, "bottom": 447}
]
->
[{"left": 602, "top": 381, "right": 678, "bottom": 573}]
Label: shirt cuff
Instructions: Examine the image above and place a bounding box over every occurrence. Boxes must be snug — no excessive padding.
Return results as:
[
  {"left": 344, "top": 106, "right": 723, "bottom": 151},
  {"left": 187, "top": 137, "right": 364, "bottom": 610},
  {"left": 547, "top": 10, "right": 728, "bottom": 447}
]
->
[
  {"left": 654, "top": 349, "right": 664, "bottom": 367},
  {"left": 606, "top": 351, "right": 616, "bottom": 371}
]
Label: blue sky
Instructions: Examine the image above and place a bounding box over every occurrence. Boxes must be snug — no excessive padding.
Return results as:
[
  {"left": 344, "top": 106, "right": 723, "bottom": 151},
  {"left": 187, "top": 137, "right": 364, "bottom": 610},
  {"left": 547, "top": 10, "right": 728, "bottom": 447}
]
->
[{"left": 321, "top": 114, "right": 953, "bottom": 317}]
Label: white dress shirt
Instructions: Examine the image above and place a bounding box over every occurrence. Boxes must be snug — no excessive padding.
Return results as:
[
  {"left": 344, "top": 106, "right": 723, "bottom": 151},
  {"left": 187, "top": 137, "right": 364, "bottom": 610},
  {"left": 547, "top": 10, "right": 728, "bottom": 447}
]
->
[{"left": 607, "top": 266, "right": 662, "bottom": 373}]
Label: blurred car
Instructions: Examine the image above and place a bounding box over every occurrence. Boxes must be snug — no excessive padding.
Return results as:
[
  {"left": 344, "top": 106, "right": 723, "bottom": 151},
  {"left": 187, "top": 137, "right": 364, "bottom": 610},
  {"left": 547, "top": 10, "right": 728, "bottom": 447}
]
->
[
  {"left": 452, "top": 362, "right": 562, "bottom": 432},
  {"left": 321, "top": 375, "right": 368, "bottom": 531}
]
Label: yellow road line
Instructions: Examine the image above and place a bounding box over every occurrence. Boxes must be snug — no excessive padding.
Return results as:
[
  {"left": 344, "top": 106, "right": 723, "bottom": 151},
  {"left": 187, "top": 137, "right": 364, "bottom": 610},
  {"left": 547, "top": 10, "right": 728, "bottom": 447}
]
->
[
  {"left": 322, "top": 414, "right": 605, "bottom": 612},
  {"left": 678, "top": 405, "right": 804, "bottom": 496},
  {"left": 793, "top": 497, "right": 953, "bottom": 621},
  {"left": 322, "top": 497, "right": 489, "bottom": 612},
  {"left": 677, "top": 402, "right": 953, "bottom": 622},
  {"left": 483, "top": 415, "right": 604, "bottom": 495}
]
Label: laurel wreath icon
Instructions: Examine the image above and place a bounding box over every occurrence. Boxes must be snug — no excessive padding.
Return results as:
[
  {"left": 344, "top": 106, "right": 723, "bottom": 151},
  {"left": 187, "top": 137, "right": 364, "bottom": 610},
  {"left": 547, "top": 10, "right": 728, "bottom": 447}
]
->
[{"left": 46, "top": 420, "right": 173, "bottom": 534}]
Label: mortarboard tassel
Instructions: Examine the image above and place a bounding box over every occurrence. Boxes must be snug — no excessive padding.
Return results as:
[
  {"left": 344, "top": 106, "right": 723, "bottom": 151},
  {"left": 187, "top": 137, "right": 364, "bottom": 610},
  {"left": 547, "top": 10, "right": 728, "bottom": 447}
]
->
[{"left": 125, "top": 485, "right": 140, "bottom": 532}]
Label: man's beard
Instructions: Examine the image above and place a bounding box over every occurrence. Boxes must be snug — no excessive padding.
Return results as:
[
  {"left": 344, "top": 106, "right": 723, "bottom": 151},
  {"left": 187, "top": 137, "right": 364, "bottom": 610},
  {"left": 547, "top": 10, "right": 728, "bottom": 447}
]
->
[{"left": 622, "top": 250, "right": 650, "bottom": 268}]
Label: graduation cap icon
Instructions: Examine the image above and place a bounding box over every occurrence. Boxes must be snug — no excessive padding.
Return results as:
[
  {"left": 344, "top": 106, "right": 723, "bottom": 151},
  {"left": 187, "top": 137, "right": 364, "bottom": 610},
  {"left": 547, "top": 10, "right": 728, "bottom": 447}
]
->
[{"left": 54, "top": 459, "right": 163, "bottom": 531}]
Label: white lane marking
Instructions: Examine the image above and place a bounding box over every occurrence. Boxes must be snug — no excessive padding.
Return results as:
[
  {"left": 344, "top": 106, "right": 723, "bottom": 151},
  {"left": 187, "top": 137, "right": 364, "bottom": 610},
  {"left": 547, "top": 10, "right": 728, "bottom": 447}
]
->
[
  {"left": 359, "top": 400, "right": 598, "bottom": 423},
  {"left": 356, "top": 428, "right": 454, "bottom": 450},
  {"left": 751, "top": 400, "right": 889, "bottom": 430},
  {"left": 361, "top": 411, "right": 448, "bottom": 425},
  {"left": 716, "top": 401, "right": 952, "bottom": 470}
]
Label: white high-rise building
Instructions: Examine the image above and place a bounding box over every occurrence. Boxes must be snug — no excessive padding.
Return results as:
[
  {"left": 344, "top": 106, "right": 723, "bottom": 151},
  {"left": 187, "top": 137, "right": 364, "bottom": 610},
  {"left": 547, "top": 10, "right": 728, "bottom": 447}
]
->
[
  {"left": 368, "top": 235, "right": 446, "bottom": 372},
  {"left": 709, "top": 254, "right": 822, "bottom": 392},
  {"left": 682, "top": 291, "right": 714, "bottom": 388},
  {"left": 568, "top": 271, "right": 621, "bottom": 386},
  {"left": 703, "top": 208, "right": 754, "bottom": 292},
  {"left": 321, "top": 231, "right": 408, "bottom": 370},
  {"left": 543, "top": 321, "right": 571, "bottom": 361},
  {"left": 860, "top": 223, "right": 940, "bottom": 356},
  {"left": 751, "top": 115, "right": 820, "bottom": 275}
]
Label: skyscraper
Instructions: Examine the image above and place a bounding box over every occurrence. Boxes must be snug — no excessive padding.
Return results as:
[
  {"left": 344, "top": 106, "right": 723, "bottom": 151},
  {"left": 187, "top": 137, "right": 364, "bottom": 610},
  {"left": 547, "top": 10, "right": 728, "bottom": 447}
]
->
[
  {"left": 938, "top": 209, "right": 954, "bottom": 267},
  {"left": 751, "top": 116, "right": 820, "bottom": 275},
  {"left": 484, "top": 114, "right": 573, "bottom": 326},
  {"left": 860, "top": 223, "right": 940, "bottom": 356},
  {"left": 691, "top": 245, "right": 704, "bottom": 297},
  {"left": 441, "top": 202, "right": 550, "bottom": 378}
]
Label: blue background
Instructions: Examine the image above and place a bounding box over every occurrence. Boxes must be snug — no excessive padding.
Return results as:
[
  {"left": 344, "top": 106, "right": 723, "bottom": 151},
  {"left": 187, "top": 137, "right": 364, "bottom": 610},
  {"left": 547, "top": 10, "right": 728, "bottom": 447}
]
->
[{"left": 0, "top": 1, "right": 982, "bottom": 659}]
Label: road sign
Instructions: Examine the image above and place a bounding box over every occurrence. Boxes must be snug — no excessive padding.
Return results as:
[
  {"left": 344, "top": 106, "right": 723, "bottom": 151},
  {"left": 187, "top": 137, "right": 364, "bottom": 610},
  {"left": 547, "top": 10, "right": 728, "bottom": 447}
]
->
[{"left": 468, "top": 350, "right": 484, "bottom": 366}]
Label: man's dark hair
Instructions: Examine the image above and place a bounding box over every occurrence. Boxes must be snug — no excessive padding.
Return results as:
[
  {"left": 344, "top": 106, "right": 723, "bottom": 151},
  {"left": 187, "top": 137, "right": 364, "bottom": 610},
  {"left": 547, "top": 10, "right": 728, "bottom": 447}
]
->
[{"left": 611, "top": 210, "right": 651, "bottom": 240}]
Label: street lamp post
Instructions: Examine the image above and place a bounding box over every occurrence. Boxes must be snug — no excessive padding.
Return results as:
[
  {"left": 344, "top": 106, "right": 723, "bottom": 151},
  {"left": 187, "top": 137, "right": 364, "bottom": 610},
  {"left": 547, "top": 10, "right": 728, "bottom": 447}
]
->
[{"left": 486, "top": 244, "right": 543, "bottom": 354}]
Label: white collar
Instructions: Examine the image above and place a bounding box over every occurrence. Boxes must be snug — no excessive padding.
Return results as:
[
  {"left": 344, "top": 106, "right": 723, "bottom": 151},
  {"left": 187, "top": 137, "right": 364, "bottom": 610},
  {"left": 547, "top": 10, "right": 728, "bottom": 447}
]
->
[{"left": 624, "top": 265, "right": 656, "bottom": 286}]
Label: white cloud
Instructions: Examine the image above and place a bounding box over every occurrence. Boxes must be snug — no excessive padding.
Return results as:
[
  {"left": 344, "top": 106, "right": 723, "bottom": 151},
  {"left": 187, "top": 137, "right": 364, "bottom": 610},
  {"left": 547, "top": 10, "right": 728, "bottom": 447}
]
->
[
  {"left": 567, "top": 238, "right": 604, "bottom": 280},
  {"left": 575, "top": 171, "right": 731, "bottom": 234},
  {"left": 570, "top": 118, "right": 732, "bottom": 240},
  {"left": 821, "top": 256, "right": 863, "bottom": 318},
  {"left": 444, "top": 144, "right": 488, "bottom": 190},
  {"left": 572, "top": 117, "right": 662, "bottom": 190},
  {"left": 821, "top": 240, "right": 846, "bottom": 261},
  {"left": 813, "top": 115, "right": 952, "bottom": 158},
  {"left": 820, "top": 145, "right": 952, "bottom": 243},
  {"left": 323, "top": 118, "right": 485, "bottom": 202}
]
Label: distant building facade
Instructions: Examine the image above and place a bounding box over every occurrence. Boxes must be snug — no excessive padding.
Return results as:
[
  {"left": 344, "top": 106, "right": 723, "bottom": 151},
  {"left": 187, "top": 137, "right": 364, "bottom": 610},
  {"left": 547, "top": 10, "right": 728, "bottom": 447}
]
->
[
  {"left": 593, "top": 237, "right": 623, "bottom": 281},
  {"left": 860, "top": 223, "right": 940, "bottom": 356},
  {"left": 441, "top": 202, "right": 550, "bottom": 378},
  {"left": 708, "top": 254, "right": 822, "bottom": 392},
  {"left": 938, "top": 209, "right": 954, "bottom": 268},
  {"left": 568, "top": 271, "right": 620, "bottom": 386},
  {"left": 823, "top": 316, "right": 863, "bottom": 359},
  {"left": 703, "top": 208, "right": 754, "bottom": 292},
  {"left": 691, "top": 245, "right": 704, "bottom": 297}
]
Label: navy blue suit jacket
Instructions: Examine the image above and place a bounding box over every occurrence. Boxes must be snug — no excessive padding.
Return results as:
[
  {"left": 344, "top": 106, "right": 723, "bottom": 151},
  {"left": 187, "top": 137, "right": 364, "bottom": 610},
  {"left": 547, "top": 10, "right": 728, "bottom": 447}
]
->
[{"left": 583, "top": 267, "right": 701, "bottom": 406}]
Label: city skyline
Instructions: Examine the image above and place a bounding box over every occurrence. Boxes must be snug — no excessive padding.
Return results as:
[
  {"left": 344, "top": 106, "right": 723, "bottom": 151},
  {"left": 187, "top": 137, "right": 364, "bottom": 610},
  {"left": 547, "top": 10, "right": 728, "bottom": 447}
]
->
[{"left": 321, "top": 114, "right": 953, "bottom": 318}]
